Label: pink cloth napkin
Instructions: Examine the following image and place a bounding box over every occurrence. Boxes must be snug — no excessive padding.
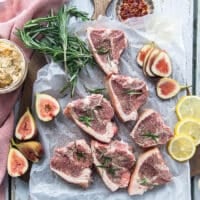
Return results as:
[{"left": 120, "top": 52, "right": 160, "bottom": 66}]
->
[{"left": 0, "top": 0, "right": 66, "bottom": 199}]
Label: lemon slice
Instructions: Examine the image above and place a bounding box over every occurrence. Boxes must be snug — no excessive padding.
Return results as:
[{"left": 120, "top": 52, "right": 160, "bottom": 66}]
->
[
  {"left": 176, "top": 96, "right": 200, "bottom": 120},
  {"left": 175, "top": 118, "right": 200, "bottom": 146},
  {"left": 168, "top": 135, "right": 196, "bottom": 162}
]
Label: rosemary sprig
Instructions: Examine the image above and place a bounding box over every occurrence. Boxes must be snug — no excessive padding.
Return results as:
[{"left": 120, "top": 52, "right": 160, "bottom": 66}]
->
[
  {"left": 123, "top": 89, "right": 142, "bottom": 95},
  {"left": 139, "top": 177, "right": 157, "bottom": 187},
  {"left": 97, "top": 165, "right": 119, "bottom": 176},
  {"left": 79, "top": 115, "right": 94, "bottom": 127},
  {"left": 84, "top": 85, "right": 106, "bottom": 94},
  {"left": 76, "top": 151, "right": 86, "bottom": 160},
  {"left": 142, "top": 131, "right": 159, "bottom": 142},
  {"left": 17, "top": 6, "right": 94, "bottom": 96},
  {"left": 96, "top": 46, "right": 110, "bottom": 55},
  {"left": 101, "top": 156, "right": 112, "bottom": 165},
  {"left": 58, "top": 5, "right": 68, "bottom": 71}
]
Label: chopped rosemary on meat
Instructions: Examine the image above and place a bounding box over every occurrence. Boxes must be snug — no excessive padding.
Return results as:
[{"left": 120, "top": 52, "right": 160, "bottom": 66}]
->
[
  {"left": 139, "top": 177, "right": 152, "bottom": 186},
  {"left": 79, "top": 115, "right": 94, "bottom": 127},
  {"left": 84, "top": 85, "right": 106, "bottom": 94},
  {"left": 97, "top": 165, "right": 119, "bottom": 176},
  {"left": 142, "top": 131, "right": 159, "bottom": 142},
  {"left": 123, "top": 89, "right": 142, "bottom": 95},
  {"left": 101, "top": 155, "right": 112, "bottom": 165},
  {"left": 96, "top": 46, "right": 110, "bottom": 55},
  {"left": 76, "top": 151, "right": 86, "bottom": 160},
  {"left": 17, "top": 6, "right": 94, "bottom": 96}
]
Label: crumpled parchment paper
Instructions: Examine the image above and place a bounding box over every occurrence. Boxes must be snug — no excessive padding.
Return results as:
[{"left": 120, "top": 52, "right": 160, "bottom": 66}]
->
[{"left": 29, "top": 14, "right": 191, "bottom": 200}]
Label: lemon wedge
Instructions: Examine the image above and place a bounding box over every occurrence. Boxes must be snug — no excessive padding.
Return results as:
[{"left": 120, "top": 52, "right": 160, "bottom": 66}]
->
[
  {"left": 176, "top": 96, "right": 200, "bottom": 120},
  {"left": 168, "top": 135, "right": 196, "bottom": 162},
  {"left": 175, "top": 118, "right": 200, "bottom": 146}
]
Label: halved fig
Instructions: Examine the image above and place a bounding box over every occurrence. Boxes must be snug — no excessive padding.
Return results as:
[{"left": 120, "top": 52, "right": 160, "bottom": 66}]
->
[
  {"left": 15, "top": 108, "right": 36, "bottom": 141},
  {"left": 7, "top": 148, "right": 29, "bottom": 177},
  {"left": 35, "top": 93, "right": 60, "bottom": 122},
  {"left": 145, "top": 47, "right": 160, "bottom": 77},
  {"left": 11, "top": 139, "right": 43, "bottom": 163},
  {"left": 156, "top": 78, "right": 180, "bottom": 99},
  {"left": 136, "top": 43, "right": 154, "bottom": 67},
  {"left": 151, "top": 51, "right": 172, "bottom": 77}
]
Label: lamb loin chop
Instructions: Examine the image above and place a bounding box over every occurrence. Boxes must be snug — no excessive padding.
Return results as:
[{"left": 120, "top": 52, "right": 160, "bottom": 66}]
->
[
  {"left": 87, "top": 27, "right": 127, "bottom": 75},
  {"left": 128, "top": 148, "right": 172, "bottom": 195},
  {"left": 64, "top": 94, "right": 118, "bottom": 143},
  {"left": 91, "top": 140, "right": 136, "bottom": 192},
  {"left": 50, "top": 139, "right": 93, "bottom": 188},
  {"left": 130, "top": 109, "right": 173, "bottom": 148},
  {"left": 106, "top": 74, "right": 148, "bottom": 122}
]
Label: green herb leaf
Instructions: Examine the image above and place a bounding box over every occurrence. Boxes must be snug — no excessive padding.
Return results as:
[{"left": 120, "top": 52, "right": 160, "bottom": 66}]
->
[
  {"left": 79, "top": 115, "right": 94, "bottom": 127},
  {"left": 123, "top": 89, "right": 142, "bottom": 95},
  {"left": 97, "top": 165, "right": 119, "bottom": 176},
  {"left": 139, "top": 177, "right": 157, "bottom": 186},
  {"left": 84, "top": 85, "right": 106, "bottom": 94},
  {"left": 139, "top": 177, "right": 149, "bottom": 186},
  {"left": 101, "top": 156, "right": 112, "bottom": 165},
  {"left": 76, "top": 151, "right": 85, "bottom": 160},
  {"left": 142, "top": 131, "right": 159, "bottom": 142},
  {"left": 58, "top": 5, "right": 68, "bottom": 71},
  {"left": 96, "top": 46, "right": 110, "bottom": 55}
]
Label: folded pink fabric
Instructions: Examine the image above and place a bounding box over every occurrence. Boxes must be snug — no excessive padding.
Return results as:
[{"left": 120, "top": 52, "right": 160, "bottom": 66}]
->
[{"left": 0, "top": 0, "right": 66, "bottom": 199}]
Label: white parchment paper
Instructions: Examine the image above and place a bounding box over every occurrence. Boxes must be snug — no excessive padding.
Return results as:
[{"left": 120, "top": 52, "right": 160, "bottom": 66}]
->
[{"left": 28, "top": 0, "right": 191, "bottom": 198}]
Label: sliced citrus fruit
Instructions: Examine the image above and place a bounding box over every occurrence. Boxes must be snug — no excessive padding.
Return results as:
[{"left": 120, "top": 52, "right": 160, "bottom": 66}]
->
[
  {"left": 176, "top": 96, "right": 200, "bottom": 120},
  {"left": 168, "top": 135, "right": 196, "bottom": 162},
  {"left": 175, "top": 118, "right": 200, "bottom": 146}
]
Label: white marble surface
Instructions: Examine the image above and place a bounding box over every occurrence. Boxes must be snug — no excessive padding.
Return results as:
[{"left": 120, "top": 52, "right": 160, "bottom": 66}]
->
[{"left": 10, "top": 0, "right": 194, "bottom": 199}]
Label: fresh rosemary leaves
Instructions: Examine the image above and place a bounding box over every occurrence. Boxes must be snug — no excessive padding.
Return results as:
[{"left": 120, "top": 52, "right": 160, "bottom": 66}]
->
[
  {"left": 84, "top": 85, "right": 106, "bottom": 94},
  {"left": 123, "top": 89, "right": 142, "bottom": 95},
  {"left": 142, "top": 131, "right": 159, "bottom": 142},
  {"left": 76, "top": 151, "right": 86, "bottom": 160},
  {"left": 17, "top": 6, "right": 94, "bottom": 96},
  {"left": 139, "top": 177, "right": 153, "bottom": 186},
  {"left": 79, "top": 115, "right": 94, "bottom": 127}
]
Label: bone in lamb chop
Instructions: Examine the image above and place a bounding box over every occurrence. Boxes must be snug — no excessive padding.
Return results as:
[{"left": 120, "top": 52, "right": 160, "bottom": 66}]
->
[
  {"left": 50, "top": 139, "right": 93, "bottom": 188},
  {"left": 128, "top": 148, "right": 172, "bottom": 195},
  {"left": 87, "top": 27, "right": 127, "bottom": 75},
  {"left": 106, "top": 74, "right": 148, "bottom": 122},
  {"left": 130, "top": 109, "right": 173, "bottom": 148},
  {"left": 64, "top": 94, "right": 118, "bottom": 143},
  {"left": 91, "top": 140, "right": 136, "bottom": 192}
]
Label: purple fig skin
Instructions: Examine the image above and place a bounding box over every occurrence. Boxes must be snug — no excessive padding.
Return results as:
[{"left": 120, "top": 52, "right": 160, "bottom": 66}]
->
[{"left": 12, "top": 139, "right": 43, "bottom": 163}]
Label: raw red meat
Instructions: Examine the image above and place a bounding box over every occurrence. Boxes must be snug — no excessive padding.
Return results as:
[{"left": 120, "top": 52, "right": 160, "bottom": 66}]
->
[
  {"left": 64, "top": 94, "right": 118, "bottom": 143},
  {"left": 50, "top": 139, "right": 93, "bottom": 188},
  {"left": 128, "top": 148, "right": 172, "bottom": 195},
  {"left": 87, "top": 28, "right": 127, "bottom": 75},
  {"left": 106, "top": 74, "right": 148, "bottom": 122},
  {"left": 130, "top": 109, "right": 173, "bottom": 148},
  {"left": 91, "top": 140, "right": 135, "bottom": 192}
]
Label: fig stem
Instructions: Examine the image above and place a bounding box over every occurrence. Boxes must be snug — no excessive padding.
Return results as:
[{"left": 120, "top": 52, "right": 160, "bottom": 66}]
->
[
  {"left": 180, "top": 85, "right": 192, "bottom": 96},
  {"left": 10, "top": 138, "right": 17, "bottom": 147},
  {"left": 180, "top": 85, "right": 192, "bottom": 90}
]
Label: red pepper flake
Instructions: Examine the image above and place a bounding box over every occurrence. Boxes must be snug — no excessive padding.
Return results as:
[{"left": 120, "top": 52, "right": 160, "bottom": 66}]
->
[{"left": 118, "top": 0, "right": 153, "bottom": 20}]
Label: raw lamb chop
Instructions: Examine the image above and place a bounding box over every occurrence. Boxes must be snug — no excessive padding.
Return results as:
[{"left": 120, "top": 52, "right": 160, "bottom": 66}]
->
[
  {"left": 128, "top": 148, "right": 172, "bottom": 195},
  {"left": 106, "top": 74, "right": 148, "bottom": 122},
  {"left": 87, "top": 27, "right": 127, "bottom": 75},
  {"left": 50, "top": 139, "right": 93, "bottom": 188},
  {"left": 64, "top": 94, "right": 117, "bottom": 143},
  {"left": 91, "top": 140, "right": 136, "bottom": 192},
  {"left": 130, "top": 109, "right": 173, "bottom": 148}
]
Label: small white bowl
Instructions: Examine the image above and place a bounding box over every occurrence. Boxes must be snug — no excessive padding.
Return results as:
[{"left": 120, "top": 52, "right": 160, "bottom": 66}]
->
[{"left": 0, "top": 39, "right": 28, "bottom": 94}]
